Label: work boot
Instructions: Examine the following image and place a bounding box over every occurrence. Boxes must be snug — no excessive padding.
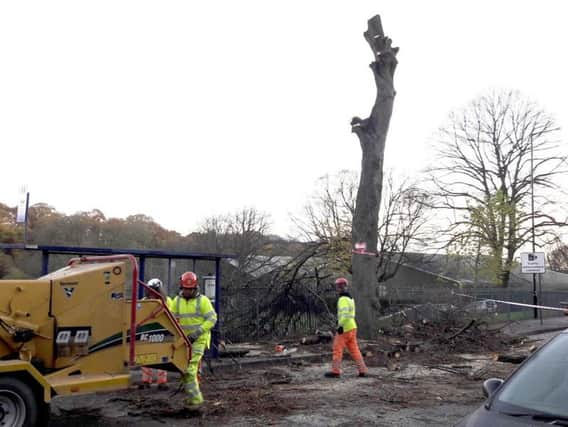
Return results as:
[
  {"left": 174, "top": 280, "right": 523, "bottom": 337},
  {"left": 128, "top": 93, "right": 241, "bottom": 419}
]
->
[
  {"left": 184, "top": 398, "right": 204, "bottom": 412},
  {"left": 324, "top": 372, "right": 340, "bottom": 378},
  {"left": 358, "top": 372, "right": 367, "bottom": 378}
]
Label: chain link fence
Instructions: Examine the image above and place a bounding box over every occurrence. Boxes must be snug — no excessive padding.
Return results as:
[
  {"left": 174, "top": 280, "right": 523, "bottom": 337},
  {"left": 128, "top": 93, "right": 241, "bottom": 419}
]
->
[
  {"left": 220, "top": 285, "right": 568, "bottom": 343},
  {"left": 220, "top": 287, "right": 336, "bottom": 343},
  {"left": 379, "top": 286, "right": 568, "bottom": 326}
]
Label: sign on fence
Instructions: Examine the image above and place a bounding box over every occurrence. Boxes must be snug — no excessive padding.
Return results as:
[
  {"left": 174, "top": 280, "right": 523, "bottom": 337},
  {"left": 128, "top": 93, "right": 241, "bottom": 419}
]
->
[
  {"left": 16, "top": 187, "right": 29, "bottom": 224},
  {"left": 203, "top": 276, "right": 216, "bottom": 301}
]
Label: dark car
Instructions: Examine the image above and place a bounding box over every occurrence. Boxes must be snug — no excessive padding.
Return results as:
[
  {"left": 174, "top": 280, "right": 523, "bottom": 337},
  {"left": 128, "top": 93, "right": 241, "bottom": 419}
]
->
[{"left": 456, "top": 330, "right": 568, "bottom": 426}]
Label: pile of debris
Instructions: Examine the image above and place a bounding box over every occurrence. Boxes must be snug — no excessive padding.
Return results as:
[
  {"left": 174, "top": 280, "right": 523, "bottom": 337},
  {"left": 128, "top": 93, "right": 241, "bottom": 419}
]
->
[
  {"left": 215, "top": 314, "right": 536, "bottom": 387},
  {"left": 381, "top": 318, "right": 510, "bottom": 353},
  {"left": 296, "top": 318, "right": 519, "bottom": 369}
]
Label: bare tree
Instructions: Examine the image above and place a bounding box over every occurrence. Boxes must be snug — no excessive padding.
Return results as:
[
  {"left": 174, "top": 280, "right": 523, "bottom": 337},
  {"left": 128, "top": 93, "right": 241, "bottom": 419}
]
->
[
  {"left": 295, "top": 170, "right": 430, "bottom": 281},
  {"left": 350, "top": 15, "right": 399, "bottom": 337},
  {"left": 547, "top": 240, "right": 568, "bottom": 273},
  {"left": 198, "top": 207, "right": 270, "bottom": 250},
  {"left": 429, "top": 90, "right": 567, "bottom": 287},
  {"left": 196, "top": 207, "right": 273, "bottom": 278},
  {"left": 376, "top": 175, "right": 432, "bottom": 280},
  {"left": 225, "top": 208, "right": 271, "bottom": 267},
  {"left": 294, "top": 171, "right": 357, "bottom": 275}
]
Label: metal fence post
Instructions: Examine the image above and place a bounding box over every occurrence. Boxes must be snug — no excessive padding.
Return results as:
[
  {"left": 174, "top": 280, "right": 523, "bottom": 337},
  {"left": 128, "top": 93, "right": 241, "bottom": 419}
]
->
[
  {"left": 507, "top": 289, "right": 511, "bottom": 321},
  {"left": 256, "top": 288, "right": 260, "bottom": 338},
  {"left": 538, "top": 274, "right": 543, "bottom": 324},
  {"left": 211, "top": 258, "right": 221, "bottom": 358},
  {"left": 41, "top": 250, "right": 49, "bottom": 275}
]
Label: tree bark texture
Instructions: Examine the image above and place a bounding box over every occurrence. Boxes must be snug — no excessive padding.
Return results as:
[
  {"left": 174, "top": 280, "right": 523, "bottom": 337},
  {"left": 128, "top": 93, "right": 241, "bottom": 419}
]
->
[{"left": 351, "top": 15, "right": 398, "bottom": 339}]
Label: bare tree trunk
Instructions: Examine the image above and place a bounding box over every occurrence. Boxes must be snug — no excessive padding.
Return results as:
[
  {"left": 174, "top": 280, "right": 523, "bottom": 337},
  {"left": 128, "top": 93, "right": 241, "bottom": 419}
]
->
[{"left": 350, "top": 15, "right": 398, "bottom": 338}]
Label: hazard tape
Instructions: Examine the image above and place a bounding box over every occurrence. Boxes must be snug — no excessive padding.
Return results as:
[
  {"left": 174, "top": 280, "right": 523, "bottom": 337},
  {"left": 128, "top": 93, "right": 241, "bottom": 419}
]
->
[
  {"left": 352, "top": 242, "right": 379, "bottom": 257},
  {"left": 452, "top": 292, "right": 568, "bottom": 313}
]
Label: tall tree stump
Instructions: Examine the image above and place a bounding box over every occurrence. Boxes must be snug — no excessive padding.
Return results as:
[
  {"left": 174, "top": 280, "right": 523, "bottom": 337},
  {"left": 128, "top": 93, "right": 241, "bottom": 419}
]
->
[{"left": 351, "top": 15, "right": 399, "bottom": 338}]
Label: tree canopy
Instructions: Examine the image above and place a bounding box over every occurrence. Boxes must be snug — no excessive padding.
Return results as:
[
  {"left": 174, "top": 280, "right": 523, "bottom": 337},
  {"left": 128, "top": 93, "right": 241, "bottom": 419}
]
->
[{"left": 429, "top": 90, "right": 567, "bottom": 286}]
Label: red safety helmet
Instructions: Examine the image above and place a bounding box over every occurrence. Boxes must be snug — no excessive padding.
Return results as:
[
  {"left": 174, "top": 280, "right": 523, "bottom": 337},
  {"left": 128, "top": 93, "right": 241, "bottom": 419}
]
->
[
  {"left": 180, "top": 271, "right": 198, "bottom": 289},
  {"left": 335, "top": 277, "right": 348, "bottom": 289}
]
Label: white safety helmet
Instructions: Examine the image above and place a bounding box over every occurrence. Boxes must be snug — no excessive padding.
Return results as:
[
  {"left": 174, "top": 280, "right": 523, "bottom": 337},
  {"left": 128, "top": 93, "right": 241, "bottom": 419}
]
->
[{"left": 147, "top": 278, "right": 163, "bottom": 290}]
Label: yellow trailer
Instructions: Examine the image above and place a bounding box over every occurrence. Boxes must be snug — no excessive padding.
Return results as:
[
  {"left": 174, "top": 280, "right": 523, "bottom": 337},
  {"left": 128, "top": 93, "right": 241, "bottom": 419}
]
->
[{"left": 0, "top": 255, "right": 191, "bottom": 427}]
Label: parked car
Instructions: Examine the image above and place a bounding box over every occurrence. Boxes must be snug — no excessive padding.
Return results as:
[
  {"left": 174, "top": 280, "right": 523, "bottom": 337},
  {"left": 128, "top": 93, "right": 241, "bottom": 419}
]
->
[{"left": 455, "top": 330, "right": 568, "bottom": 426}]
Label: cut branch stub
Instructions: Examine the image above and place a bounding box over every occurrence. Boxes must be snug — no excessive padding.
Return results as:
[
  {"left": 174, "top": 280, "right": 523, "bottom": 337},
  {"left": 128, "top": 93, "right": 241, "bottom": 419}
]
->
[
  {"left": 350, "top": 116, "right": 370, "bottom": 140},
  {"left": 350, "top": 14, "right": 399, "bottom": 136},
  {"left": 364, "top": 15, "right": 399, "bottom": 62},
  {"left": 364, "top": 15, "right": 384, "bottom": 60}
]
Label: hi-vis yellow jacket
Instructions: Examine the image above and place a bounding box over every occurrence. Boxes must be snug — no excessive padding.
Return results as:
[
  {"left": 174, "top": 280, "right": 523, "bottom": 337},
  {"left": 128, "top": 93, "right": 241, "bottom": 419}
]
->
[
  {"left": 168, "top": 294, "right": 217, "bottom": 347},
  {"left": 337, "top": 293, "right": 357, "bottom": 333}
]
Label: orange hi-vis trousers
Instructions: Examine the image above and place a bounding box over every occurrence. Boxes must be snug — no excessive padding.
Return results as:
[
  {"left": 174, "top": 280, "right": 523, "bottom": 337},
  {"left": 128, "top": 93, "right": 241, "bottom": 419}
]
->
[
  {"left": 141, "top": 367, "right": 168, "bottom": 384},
  {"left": 330, "top": 328, "right": 368, "bottom": 375}
]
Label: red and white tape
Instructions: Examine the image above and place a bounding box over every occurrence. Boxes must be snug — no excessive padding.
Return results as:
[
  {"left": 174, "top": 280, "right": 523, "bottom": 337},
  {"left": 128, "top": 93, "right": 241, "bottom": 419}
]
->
[
  {"left": 352, "top": 242, "right": 379, "bottom": 257},
  {"left": 453, "top": 292, "right": 568, "bottom": 313}
]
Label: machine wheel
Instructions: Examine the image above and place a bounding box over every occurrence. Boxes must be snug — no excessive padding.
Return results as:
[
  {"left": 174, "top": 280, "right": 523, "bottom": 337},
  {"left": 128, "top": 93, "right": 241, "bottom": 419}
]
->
[{"left": 0, "top": 377, "right": 38, "bottom": 427}]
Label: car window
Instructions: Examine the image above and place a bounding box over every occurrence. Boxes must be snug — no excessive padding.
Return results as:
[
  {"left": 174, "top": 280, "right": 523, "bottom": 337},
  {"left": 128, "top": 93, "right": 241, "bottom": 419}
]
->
[{"left": 495, "top": 334, "right": 568, "bottom": 416}]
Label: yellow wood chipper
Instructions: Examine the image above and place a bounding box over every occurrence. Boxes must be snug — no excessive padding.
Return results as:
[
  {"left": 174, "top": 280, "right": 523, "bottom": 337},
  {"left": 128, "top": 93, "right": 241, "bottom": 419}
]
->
[{"left": 0, "top": 254, "right": 191, "bottom": 427}]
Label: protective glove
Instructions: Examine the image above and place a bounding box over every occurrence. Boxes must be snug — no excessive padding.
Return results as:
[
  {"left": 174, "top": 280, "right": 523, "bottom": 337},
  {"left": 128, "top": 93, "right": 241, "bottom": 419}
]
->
[{"left": 336, "top": 326, "right": 344, "bottom": 335}]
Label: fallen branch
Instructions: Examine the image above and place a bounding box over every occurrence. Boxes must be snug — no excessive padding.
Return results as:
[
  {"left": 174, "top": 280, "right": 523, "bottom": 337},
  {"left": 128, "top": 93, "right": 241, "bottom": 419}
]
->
[
  {"left": 426, "top": 365, "right": 463, "bottom": 375},
  {"left": 444, "top": 319, "right": 476, "bottom": 341}
]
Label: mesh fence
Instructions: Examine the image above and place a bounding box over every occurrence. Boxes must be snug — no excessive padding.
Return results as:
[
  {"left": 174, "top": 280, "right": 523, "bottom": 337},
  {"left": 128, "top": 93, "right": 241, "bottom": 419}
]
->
[
  {"left": 220, "top": 286, "right": 568, "bottom": 343},
  {"left": 220, "top": 287, "right": 335, "bottom": 343}
]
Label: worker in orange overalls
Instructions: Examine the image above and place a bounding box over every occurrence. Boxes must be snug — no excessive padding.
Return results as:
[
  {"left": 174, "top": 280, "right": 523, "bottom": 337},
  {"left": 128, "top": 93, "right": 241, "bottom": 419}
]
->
[
  {"left": 324, "top": 277, "right": 368, "bottom": 378},
  {"left": 140, "top": 278, "right": 169, "bottom": 390}
]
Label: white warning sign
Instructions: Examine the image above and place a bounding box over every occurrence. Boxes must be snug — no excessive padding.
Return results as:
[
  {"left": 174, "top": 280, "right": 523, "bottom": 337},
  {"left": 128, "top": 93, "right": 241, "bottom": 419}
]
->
[{"left": 520, "top": 252, "right": 545, "bottom": 274}]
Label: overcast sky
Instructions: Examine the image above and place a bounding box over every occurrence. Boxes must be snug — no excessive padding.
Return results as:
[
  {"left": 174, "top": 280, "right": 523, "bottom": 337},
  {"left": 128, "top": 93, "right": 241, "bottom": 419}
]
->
[{"left": 1, "top": 1, "right": 567, "bottom": 238}]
